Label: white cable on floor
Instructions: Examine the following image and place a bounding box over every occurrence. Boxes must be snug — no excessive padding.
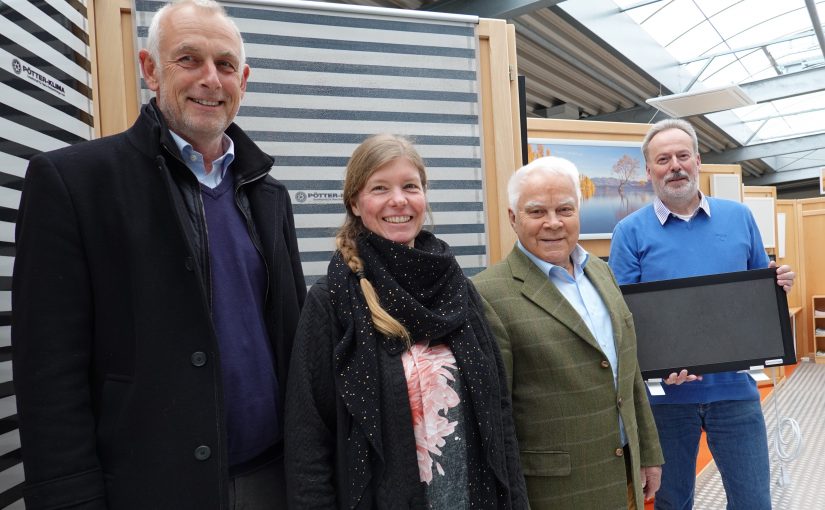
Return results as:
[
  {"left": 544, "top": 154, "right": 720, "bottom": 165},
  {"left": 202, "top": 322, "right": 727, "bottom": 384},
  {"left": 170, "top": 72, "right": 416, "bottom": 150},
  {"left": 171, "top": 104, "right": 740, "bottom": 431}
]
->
[{"left": 770, "top": 371, "right": 802, "bottom": 488}]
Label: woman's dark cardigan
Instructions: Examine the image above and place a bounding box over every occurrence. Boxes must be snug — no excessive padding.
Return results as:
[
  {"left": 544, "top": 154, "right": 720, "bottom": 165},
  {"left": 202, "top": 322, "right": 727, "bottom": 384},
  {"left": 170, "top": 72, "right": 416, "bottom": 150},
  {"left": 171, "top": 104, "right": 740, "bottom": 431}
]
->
[{"left": 284, "top": 275, "right": 527, "bottom": 509}]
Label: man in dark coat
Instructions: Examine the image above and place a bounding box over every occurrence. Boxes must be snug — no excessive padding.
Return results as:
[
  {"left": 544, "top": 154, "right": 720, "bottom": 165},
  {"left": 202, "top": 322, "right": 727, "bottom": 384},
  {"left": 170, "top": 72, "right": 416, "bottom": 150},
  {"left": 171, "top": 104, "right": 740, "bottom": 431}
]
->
[{"left": 11, "top": 1, "right": 305, "bottom": 508}]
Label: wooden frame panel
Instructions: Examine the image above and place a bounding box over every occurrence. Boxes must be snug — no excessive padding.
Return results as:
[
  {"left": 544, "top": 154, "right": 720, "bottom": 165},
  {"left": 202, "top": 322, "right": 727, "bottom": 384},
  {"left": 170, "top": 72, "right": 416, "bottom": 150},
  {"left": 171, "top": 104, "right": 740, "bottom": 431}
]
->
[
  {"left": 797, "top": 198, "right": 825, "bottom": 359},
  {"left": 478, "top": 19, "right": 521, "bottom": 264},
  {"left": 92, "top": 0, "right": 138, "bottom": 136},
  {"left": 743, "top": 186, "right": 778, "bottom": 254}
]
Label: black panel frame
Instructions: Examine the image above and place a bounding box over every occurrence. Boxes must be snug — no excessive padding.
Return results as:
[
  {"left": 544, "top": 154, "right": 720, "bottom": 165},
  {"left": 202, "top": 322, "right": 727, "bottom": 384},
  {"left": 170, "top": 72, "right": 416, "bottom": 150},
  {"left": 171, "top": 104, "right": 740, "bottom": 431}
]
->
[{"left": 620, "top": 268, "right": 795, "bottom": 379}]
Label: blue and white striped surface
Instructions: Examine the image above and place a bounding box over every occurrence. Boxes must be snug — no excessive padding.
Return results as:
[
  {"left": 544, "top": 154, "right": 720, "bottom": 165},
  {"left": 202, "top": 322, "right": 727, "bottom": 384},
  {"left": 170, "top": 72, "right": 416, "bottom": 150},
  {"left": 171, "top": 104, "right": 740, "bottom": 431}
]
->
[
  {"left": 135, "top": 0, "right": 487, "bottom": 286},
  {"left": 0, "top": 0, "right": 94, "bottom": 506}
]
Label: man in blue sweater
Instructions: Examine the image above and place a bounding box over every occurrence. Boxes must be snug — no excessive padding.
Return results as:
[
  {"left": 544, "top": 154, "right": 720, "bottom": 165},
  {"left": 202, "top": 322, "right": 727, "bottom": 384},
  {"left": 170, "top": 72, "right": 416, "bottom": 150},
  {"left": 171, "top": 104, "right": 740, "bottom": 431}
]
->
[{"left": 609, "top": 118, "right": 794, "bottom": 510}]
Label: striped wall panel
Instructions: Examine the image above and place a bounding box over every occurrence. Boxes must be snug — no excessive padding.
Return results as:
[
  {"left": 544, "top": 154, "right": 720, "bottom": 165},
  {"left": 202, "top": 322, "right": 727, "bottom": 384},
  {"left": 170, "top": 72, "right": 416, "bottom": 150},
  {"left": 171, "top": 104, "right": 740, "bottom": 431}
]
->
[
  {"left": 0, "top": 0, "right": 94, "bottom": 507},
  {"left": 134, "top": 0, "right": 487, "bottom": 286}
]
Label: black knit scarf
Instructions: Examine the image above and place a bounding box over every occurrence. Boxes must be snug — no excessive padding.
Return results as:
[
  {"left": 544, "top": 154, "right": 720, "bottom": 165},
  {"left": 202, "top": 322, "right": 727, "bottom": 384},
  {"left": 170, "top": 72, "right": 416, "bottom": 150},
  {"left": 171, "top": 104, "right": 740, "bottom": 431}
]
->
[
  {"left": 342, "top": 230, "right": 468, "bottom": 341},
  {"left": 327, "top": 230, "right": 508, "bottom": 508}
]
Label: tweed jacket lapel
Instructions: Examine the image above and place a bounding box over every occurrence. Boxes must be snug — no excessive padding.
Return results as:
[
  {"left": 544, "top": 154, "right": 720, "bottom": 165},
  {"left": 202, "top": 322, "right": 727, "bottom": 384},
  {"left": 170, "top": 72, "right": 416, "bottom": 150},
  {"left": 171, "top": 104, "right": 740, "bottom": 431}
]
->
[
  {"left": 506, "top": 247, "right": 602, "bottom": 352},
  {"left": 583, "top": 260, "right": 625, "bottom": 352}
]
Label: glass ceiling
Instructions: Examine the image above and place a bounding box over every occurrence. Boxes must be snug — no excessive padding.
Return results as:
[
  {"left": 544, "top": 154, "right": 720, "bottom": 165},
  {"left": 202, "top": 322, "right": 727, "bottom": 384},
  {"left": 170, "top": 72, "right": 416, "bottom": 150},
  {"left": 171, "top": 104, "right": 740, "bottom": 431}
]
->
[{"left": 613, "top": 0, "right": 825, "bottom": 146}]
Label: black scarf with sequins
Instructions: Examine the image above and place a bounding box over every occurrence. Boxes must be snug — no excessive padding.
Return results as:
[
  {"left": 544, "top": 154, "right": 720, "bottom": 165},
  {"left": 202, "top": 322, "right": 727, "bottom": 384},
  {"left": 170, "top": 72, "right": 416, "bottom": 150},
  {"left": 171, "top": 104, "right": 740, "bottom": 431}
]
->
[
  {"left": 348, "top": 230, "right": 468, "bottom": 343},
  {"left": 327, "top": 229, "right": 513, "bottom": 508}
]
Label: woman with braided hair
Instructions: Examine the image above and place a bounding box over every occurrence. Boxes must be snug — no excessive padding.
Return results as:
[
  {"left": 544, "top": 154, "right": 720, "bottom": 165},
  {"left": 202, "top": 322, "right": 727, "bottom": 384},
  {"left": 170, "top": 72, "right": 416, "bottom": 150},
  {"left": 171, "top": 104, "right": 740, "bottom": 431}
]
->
[{"left": 285, "top": 134, "right": 526, "bottom": 509}]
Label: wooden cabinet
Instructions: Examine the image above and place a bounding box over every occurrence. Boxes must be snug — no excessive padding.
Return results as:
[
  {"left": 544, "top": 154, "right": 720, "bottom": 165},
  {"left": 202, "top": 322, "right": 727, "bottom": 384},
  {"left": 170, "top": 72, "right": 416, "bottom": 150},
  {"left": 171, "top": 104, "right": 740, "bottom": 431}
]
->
[{"left": 814, "top": 295, "right": 825, "bottom": 363}]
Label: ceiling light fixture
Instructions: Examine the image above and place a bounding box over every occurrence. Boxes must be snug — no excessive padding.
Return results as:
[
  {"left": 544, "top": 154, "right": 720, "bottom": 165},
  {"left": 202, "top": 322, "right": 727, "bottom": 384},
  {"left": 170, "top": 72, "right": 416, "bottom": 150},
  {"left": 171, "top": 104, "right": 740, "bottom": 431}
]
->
[{"left": 646, "top": 84, "right": 756, "bottom": 117}]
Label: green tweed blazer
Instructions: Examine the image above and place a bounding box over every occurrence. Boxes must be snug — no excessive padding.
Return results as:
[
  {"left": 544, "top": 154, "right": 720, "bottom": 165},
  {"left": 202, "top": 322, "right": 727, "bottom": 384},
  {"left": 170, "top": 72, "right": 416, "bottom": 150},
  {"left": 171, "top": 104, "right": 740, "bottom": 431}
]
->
[{"left": 473, "top": 247, "right": 663, "bottom": 510}]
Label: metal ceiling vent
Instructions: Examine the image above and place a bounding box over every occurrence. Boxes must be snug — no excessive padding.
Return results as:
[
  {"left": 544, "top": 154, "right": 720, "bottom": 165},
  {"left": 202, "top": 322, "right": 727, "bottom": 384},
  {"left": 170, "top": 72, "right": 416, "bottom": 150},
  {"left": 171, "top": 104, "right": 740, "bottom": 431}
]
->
[{"left": 646, "top": 84, "right": 756, "bottom": 118}]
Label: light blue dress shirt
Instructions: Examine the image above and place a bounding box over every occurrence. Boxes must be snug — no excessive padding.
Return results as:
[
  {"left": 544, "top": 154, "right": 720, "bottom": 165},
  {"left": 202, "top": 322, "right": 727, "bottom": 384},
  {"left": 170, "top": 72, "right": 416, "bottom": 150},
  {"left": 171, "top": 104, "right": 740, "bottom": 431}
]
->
[
  {"left": 169, "top": 131, "right": 235, "bottom": 189},
  {"left": 517, "top": 240, "right": 627, "bottom": 445}
]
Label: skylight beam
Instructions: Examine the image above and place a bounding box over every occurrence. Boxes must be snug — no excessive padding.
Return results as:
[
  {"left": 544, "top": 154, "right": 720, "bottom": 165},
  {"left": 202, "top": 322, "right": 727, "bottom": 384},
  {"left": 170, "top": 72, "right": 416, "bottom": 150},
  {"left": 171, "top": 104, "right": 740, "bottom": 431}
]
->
[
  {"left": 761, "top": 46, "right": 781, "bottom": 75},
  {"left": 804, "top": 0, "right": 825, "bottom": 61},
  {"left": 618, "top": 0, "right": 666, "bottom": 12},
  {"left": 679, "top": 30, "right": 816, "bottom": 65}
]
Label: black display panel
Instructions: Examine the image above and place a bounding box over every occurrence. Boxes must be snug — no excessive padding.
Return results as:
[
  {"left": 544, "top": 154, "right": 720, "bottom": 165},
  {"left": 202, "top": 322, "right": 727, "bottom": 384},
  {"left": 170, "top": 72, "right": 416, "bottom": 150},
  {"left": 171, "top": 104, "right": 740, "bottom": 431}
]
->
[{"left": 620, "top": 268, "right": 795, "bottom": 379}]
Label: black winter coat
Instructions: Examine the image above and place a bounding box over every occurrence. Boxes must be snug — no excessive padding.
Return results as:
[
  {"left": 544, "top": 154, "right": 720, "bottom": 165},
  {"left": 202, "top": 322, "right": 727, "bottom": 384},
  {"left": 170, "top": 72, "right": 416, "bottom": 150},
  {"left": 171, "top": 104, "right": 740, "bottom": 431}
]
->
[{"left": 12, "top": 100, "right": 306, "bottom": 509}]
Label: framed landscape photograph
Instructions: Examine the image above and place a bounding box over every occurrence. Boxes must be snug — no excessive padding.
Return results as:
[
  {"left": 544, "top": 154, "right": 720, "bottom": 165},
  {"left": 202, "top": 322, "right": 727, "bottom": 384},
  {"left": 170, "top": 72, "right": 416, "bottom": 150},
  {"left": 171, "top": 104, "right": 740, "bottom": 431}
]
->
[{"left": 527, "top": 138, "right": 654, "bottom": 239}]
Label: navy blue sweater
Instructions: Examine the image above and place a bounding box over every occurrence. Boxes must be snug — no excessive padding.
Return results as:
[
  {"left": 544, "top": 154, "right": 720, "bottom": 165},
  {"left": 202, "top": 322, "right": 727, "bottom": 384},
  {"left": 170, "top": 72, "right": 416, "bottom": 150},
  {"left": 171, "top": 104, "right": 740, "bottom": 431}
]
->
[{"left": 202, "top": 177, "right": 279, "bottom": 466}]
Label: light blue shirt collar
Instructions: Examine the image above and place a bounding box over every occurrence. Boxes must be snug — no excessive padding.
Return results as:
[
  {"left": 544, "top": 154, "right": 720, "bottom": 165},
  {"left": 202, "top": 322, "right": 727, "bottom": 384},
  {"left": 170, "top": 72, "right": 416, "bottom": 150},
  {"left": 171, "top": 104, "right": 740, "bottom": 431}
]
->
[
  {"left": 169, "top": 130, "right": 235, "bottom": 189},
  {"left": 653, "top": 190, "right": 711, "bottom": 225},
  {"left": 516, "top": 240, "right": 590, "bottom": 282}
]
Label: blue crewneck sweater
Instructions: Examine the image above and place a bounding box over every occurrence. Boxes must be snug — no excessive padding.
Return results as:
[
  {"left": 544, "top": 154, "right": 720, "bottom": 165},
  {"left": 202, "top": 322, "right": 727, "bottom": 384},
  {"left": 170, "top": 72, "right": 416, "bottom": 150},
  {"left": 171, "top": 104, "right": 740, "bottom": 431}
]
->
[
  {"left": 201, "top": 176, "right": 279, "bottom": 465},
  {"left": 609, "top": 197, "right": 769, "bottom": 404}
]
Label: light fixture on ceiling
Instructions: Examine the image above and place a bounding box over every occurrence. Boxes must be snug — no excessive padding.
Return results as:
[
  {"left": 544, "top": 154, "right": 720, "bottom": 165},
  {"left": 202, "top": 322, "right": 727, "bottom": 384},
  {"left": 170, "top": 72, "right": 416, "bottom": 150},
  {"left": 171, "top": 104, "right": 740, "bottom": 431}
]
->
[{"left": 646, "top": 83, "right": 756, "bottom": 118}]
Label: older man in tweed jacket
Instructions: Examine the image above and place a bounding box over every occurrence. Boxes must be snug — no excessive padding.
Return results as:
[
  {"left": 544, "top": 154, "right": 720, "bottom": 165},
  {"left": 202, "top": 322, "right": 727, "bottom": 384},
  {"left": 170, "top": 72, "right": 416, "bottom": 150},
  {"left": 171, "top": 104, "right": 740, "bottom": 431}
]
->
[{"left": 473, "top": 156, "right": 663, "bottom": 509}]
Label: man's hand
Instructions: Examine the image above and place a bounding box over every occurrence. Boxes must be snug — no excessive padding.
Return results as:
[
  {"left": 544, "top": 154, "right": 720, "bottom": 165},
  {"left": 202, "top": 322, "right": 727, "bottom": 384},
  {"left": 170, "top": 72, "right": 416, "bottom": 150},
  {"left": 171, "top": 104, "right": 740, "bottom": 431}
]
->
[
  {"left": 769, "top": 261, "right": 795, "bottom": 293},
  {"left": 663, "top": 369, "right": 702, "bottom": 385},
  {"left": 640, "top": 465, "right": 662, "bottom": 501}
]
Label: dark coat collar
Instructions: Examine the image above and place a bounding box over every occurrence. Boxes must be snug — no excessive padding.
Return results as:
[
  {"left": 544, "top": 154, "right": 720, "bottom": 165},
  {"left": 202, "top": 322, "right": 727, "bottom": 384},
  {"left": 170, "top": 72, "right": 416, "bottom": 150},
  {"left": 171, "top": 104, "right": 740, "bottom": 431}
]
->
[{"left": 125, "top": 98, "right": 274, "bottom": 183}]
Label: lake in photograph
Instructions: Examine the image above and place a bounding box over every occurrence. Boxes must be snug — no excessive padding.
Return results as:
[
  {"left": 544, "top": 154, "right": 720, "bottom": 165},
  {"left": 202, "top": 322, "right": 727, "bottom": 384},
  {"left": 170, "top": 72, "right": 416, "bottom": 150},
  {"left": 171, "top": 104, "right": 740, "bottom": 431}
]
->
[{"left": 580, "top": 187, "right": 655, "bottom": 236}]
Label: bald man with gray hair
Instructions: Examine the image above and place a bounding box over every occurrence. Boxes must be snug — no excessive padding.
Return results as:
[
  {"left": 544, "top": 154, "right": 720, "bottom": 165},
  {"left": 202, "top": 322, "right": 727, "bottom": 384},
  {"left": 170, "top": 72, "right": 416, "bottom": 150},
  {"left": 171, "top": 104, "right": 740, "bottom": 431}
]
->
[{"left": 12, "top": 2, "right": 304, "bottom": 508}]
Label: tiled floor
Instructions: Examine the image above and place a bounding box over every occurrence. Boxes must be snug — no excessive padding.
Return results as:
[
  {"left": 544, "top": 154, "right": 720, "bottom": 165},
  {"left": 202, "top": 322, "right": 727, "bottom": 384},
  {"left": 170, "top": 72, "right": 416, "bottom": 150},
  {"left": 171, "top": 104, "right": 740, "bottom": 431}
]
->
[{"left": 693, "top": 361, "right": 823, "bottom": 509}]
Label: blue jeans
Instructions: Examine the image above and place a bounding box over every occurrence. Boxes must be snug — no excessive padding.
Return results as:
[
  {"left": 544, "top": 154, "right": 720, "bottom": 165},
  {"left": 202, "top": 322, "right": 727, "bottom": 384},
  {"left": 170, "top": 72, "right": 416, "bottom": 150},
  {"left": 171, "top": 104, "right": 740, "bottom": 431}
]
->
[{"left": 652, "top": 400, "right": 771, "bottom": 510}]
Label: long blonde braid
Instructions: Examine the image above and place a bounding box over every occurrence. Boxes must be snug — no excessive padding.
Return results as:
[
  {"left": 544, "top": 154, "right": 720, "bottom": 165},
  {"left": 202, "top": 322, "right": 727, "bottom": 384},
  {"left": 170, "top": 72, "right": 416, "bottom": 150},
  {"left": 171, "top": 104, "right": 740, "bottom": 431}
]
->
[
  {"left": 336, "top": 228, "right": 411, "bottom": 347},
  {"left": 336, "top": 134, "right": 428, "bottom": 347}
]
